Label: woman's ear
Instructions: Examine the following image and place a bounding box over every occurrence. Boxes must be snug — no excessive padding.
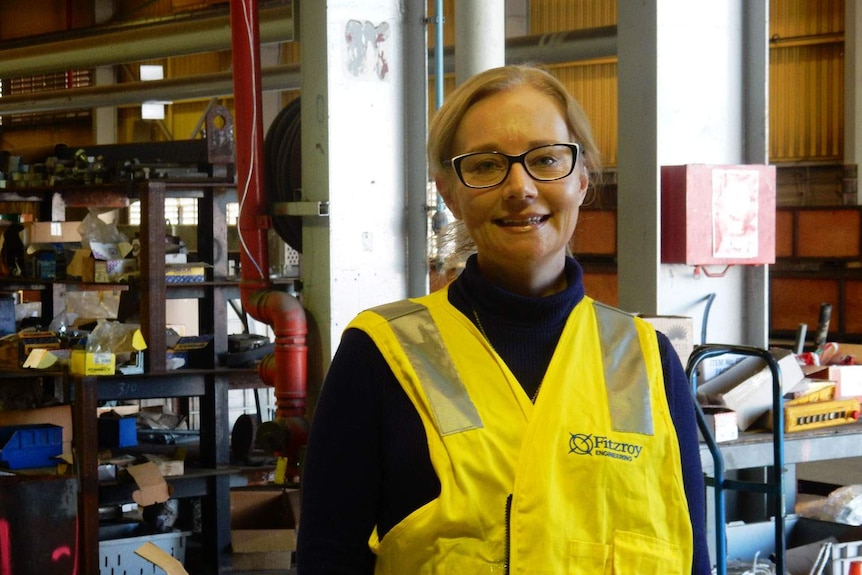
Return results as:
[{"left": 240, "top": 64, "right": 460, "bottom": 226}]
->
[
  {"left": 436, "top": 175, "right": 462, "bottom": 219},
  {"left": 577, "top": 167, "right": 589, "bottom": 205}
]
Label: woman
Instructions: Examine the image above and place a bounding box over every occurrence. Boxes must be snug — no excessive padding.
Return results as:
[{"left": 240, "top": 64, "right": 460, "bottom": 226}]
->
[{"left": 297, "top": 64, "right": 711, "bottom": 574}]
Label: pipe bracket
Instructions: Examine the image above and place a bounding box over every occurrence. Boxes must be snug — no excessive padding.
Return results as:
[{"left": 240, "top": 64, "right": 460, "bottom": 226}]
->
[{"left": 272, "top": 201, "right": 330, "bottom": 217}]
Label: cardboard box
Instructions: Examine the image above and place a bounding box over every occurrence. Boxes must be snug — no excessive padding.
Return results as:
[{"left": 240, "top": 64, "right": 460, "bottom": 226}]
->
[
  {"left": 71, "top": 350, "right": 116, "bottom": 376},
  {"left": 230, "top": 488, "right": 300, "bottom": 571},
  {"left": 784, "top": 379, "right": 836, "bottom": 405},
  {"left": 68, "top": 242, "right": 137, "bottom": 283},
  {"left": 89, "top": 241, "right": 133, "bottom": 261},
  {"left": 127, "top": 461, "right": 172, "bottom": 507},
  {"left": 25, "top": 221, "right": 81, "bottom": 244},
  {"left": 167, "top": 334, "right": 214, "bottom": 369},
  {"left": 640, "top": 315, "right": 695, "bottom": 363},
  {"left": 75, "top": 255, "right": 137, "bottom": 283},
  {"left": 22, "top": 347, "right": 60, "bottom": 370},
  {"left": 834, "top": 343, "right": 862, "bottom": 362},
  {"left": 89, "top": 258, "right": 138, "bottom": 283},
  {"left": 143, "top": 453, "right": 185, "bottom": 477},
  {"left": 696, "top": 348, "right": 805, "bottom": 430},
  {"left": 165, "top": 263, "right": 208, "bottom": 283},
  {"left": 698, "top": 406, "right": 738, "bottom": 443},
  {"left": 806, "top": 365, "right": 862, "bottom": 400}
]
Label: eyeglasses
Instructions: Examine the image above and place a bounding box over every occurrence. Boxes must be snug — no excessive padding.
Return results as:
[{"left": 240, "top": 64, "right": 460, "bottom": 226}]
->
[{"left": 444, "top": 143, "right": 580, "bottom": 189}]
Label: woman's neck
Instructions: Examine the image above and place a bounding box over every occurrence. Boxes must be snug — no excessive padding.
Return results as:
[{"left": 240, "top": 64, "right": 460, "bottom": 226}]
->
[{"left": 474, "top": 254, "right": 568, "bottom": 297}]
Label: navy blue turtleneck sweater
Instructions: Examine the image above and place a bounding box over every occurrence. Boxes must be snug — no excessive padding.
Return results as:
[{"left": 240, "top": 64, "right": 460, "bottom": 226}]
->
[{"left": 297, "top": 255, "right": 711, "bottom": 574}]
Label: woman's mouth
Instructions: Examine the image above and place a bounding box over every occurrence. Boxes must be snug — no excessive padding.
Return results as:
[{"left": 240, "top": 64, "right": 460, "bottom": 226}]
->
[{"left": 494, "top": 215, "right": 550, "bottom": 227}]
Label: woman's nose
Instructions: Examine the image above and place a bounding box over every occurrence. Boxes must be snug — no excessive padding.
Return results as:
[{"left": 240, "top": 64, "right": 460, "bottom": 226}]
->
[{"left": 503, "top": 163, "right": 537, "bottom": 198}]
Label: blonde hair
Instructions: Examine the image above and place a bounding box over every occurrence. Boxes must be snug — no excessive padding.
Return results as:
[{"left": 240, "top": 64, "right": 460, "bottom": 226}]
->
[
  {"left": 428, "top": 65, "right": 603, "bottom": 270},
  {"left": 427, "top": 64, "right": 602, "bottom": 181}
]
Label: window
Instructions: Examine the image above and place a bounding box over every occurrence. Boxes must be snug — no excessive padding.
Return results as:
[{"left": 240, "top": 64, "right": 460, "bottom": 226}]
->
[
  {"left": 0, "top": 70, "right": 93, "bottom": 128},
  {"left": 128, "top": 199, "right": 238, "bottom": 226}
]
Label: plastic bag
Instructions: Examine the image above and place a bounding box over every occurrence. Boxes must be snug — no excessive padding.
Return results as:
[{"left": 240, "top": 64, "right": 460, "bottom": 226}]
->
[{"left": 78, "top": 211, "right": 129, "bottom": 249}]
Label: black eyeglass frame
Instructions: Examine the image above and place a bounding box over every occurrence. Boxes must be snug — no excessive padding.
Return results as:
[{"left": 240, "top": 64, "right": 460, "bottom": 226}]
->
[{"left": 442, "top": 142, "right": 581, "bottom": 190}]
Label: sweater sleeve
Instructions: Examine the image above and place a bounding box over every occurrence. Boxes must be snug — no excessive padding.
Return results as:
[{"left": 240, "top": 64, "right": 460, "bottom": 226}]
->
[
  {"left": 296, "top": 329, "right": 381, "bottom": 575},
  {"left": 657, "top": 332, "right": 712, "bottom": 575},
  {"left": 296, "top": 328, "right": 439, "bottom": 575}
]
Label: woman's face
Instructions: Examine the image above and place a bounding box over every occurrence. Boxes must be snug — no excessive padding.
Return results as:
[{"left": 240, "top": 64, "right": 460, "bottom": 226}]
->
[{"left": 437, "top": 85, "right": 589, "bottom": 294}]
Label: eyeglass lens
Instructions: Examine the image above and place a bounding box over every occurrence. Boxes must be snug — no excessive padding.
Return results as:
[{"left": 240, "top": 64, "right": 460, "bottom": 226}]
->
[{"left": 456, "top": 144, "right": 577, "bottom": 189}]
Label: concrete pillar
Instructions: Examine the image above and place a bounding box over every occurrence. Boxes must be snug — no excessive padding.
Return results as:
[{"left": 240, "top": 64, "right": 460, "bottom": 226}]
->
[
  {"left": 617, "top": 1, "right": 770, "bottom": 347},
  {"left": 93, "top": 0, "right": 116, "bottom": 145},
  {"left": 505, "top": 0, "right": 530, "bottom": 37},
  {"left": 455, "top": 0, "right": 506, "bottom": 84},
  {"left": 300, "top": 0, "right": 427, "bottom": 414}
]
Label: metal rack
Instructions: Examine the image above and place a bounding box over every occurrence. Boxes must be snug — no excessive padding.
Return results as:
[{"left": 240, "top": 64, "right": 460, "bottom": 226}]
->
[{"left": 686, "top": 344, "right": 786, "bottom": 575}]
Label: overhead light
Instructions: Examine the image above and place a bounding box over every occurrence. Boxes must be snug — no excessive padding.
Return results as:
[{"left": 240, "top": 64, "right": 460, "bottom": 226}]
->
[
  {"left": 140, "top": 65, "right": 164, "bottom": 81},
  {"left": 140, "top": 64, "right": 171, "bottom": 120},
  {"left": 141, "top": 102, "right": 166, "bottom": 120}
]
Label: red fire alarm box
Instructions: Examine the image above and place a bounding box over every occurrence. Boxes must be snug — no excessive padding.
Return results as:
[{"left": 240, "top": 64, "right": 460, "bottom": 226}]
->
[{"left": 661, "top": 164, "right": 776, "bottom": 265}]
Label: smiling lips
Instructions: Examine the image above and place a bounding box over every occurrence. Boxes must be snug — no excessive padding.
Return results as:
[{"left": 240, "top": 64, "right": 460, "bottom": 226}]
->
[{"left": 495, "top": 214, "right": 551, "bottom": 227}]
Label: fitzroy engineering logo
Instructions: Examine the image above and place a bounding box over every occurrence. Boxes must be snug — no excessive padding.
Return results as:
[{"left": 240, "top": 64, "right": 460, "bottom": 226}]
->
[{"left": 568, "top": 433, "right": 644, "bottom": 462}]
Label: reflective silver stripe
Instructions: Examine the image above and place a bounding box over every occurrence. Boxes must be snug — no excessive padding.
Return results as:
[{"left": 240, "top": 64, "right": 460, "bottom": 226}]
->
[
  {"left": 373, "top": 300, "right": 483, "bottom": 436},
  {"left": 594, "top": 302, "right": 654, "bottom": 435},
  {"left": 373, "top": 299, "right": 652, "bottom": 436}
]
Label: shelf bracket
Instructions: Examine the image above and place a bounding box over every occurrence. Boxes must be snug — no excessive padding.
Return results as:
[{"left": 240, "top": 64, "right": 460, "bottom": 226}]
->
[{"left": 272, "top": 201, "right": 330, "bottom": 217}]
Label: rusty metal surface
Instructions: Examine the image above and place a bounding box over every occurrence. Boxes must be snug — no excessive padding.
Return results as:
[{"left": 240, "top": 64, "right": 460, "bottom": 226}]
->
[
  {"left": 206, "top": 105, "right": 235, "bottom": 167},
  {"left": 0, "top": 474, "right": 78, "bottom": 574}
]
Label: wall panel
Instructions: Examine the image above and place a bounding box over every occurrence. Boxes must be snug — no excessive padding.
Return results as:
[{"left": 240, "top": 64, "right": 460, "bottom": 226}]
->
[
  {"left": 530, "top": 0, "right": 616, "bottom": 32},
  {"left": 770, "top": 0, "right": 843, "bottom": 38},
  {"left": 0, "top": 0, "right": 92, "bottom": 39},
  {"left": 770, "top": 277, "right": 841, "bottom": 332},
  {"left": 550, "top": 62, "right": 618, "bottom": 168},
  {"left": 770, "top": 43, "right": 844, "bottom": 162}
]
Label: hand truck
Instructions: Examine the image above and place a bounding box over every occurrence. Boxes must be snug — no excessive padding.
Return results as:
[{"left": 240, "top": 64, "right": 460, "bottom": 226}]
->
[{"left": 686, "top": 344, "right": 786, "bottom": 575}]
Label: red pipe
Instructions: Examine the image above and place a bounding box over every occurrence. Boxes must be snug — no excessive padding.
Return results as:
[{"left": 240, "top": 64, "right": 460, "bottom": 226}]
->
[{"left": 229, "top": 0, "right": 308, "bottom": 459}]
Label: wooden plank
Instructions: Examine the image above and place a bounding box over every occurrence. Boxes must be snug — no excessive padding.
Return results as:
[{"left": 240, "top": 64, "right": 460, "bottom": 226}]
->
[
  {"left": 770, "top": 277, "right": 841, "bottom": 332},
  {"left": 583, "top": 269, "right": 618, "bottom": 307},
  {"left": 571, "top": 208, "right": 617, "bottom": 256},
  {"left": 775, "top": 209, "right": 794, "bottom": 258},
  {"left": 796, "top": 209, "right": 861, "bottom": 258}
]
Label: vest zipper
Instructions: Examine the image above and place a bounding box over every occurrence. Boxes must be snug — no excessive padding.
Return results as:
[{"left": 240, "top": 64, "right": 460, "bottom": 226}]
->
[{"left": 505, "top": 494, "right": 513, "bottom": 574}]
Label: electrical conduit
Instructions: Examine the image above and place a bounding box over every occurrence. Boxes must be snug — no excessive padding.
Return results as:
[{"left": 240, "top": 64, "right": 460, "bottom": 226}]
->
[{"left": 229, "top": 0, "right": 308, "bottom": 461}]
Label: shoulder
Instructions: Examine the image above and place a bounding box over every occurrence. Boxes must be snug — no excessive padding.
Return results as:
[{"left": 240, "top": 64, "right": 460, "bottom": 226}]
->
[
  {"left": 350, "top": 291, "right": 451, "bottom": 330},
  {"left": 653, "top": 330, "right": 693, "bottom": 414}
]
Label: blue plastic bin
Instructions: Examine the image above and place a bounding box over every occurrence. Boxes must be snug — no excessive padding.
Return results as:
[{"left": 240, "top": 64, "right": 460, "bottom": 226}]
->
[
  {"left": 0, "top": 423, "right": 63, "bottom": 469},
  {"left": 98, "top": 416, "right": 137, "bottom": 448}
]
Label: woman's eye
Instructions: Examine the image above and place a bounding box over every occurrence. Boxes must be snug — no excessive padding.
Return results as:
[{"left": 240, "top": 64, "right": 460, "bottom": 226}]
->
[
  {"left": 467, "top": 158, "right": 505, "bottom": 173},
  {"left": 532, "top": 155, "right": 557, "bottom": 167}
]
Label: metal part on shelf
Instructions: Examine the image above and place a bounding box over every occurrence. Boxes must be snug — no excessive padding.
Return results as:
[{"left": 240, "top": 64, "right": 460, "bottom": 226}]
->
[{"left": 49, "top": 105, "right": 236, "bottom": 182}]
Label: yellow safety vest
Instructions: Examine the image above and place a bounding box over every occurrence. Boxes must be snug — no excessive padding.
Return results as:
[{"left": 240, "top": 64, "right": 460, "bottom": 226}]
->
[{"left": 348, "top": 288, "right": 693, "bottom": 575}]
